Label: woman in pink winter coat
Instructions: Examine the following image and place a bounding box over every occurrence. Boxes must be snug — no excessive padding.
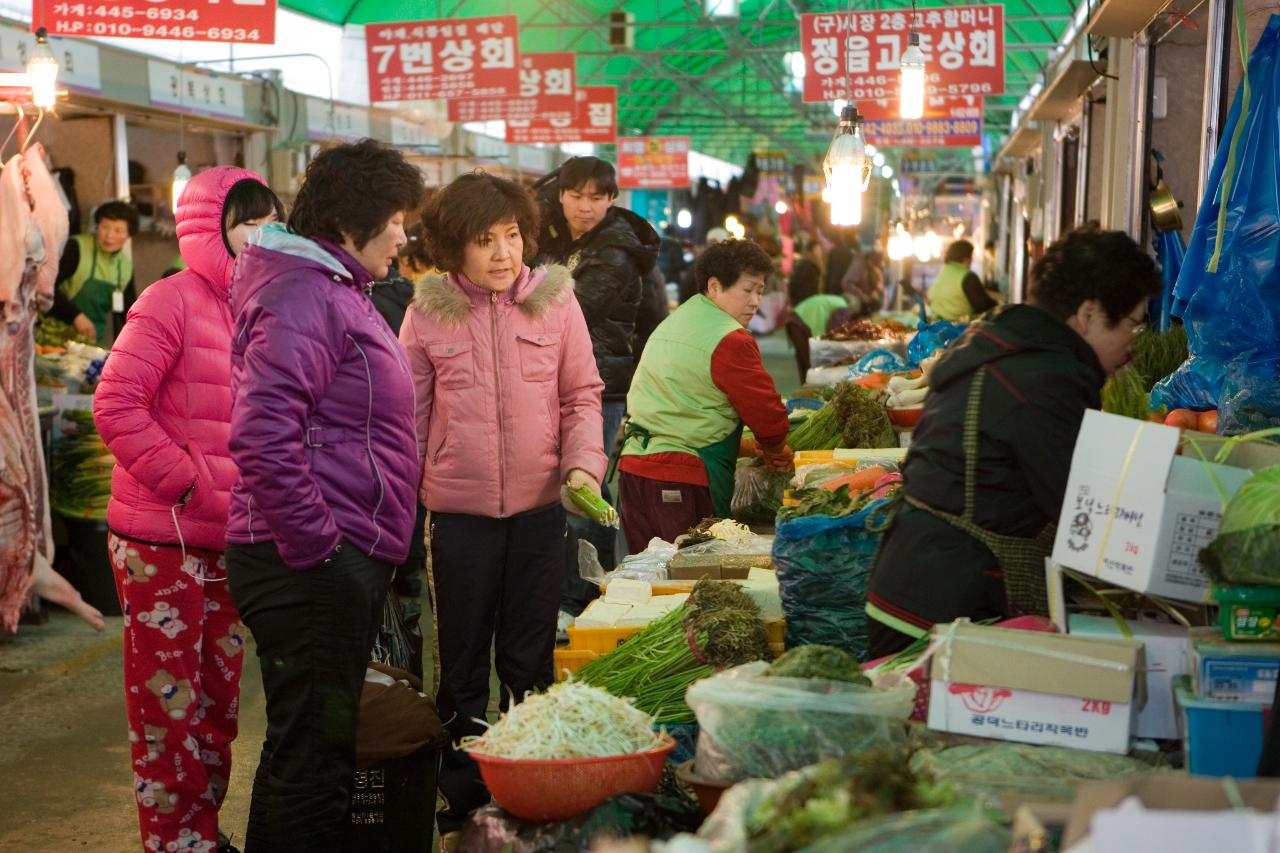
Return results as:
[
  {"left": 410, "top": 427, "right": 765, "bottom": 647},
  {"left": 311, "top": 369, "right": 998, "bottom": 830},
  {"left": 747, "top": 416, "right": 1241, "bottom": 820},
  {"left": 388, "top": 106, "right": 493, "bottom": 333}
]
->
[
  {"left": 400, "top": 172, "right": 607, "bottom": 840},
  {"left": 93, "top": 166, "right": 282, "bottom": 853}
]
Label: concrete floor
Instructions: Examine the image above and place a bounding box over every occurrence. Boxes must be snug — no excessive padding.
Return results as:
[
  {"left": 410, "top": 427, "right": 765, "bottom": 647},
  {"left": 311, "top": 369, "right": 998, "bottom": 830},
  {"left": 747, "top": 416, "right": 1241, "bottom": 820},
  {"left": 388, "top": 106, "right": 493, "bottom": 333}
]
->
[{"left": 0, "top": 330, "right": 802, "bottom": 852}]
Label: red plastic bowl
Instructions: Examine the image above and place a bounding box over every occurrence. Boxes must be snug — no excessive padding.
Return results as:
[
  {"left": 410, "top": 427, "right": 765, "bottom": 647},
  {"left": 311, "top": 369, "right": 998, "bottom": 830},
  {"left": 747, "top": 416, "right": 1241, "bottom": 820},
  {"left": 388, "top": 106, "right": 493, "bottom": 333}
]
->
[
  {"left": 886, "top": 406, "right": 924, "bottom": 428},
  {"left": 675, "top": 759, "right": 732, "bottom": 817},
  {"left": 468, "top": 735, "right": 676, "bottom": 821}
]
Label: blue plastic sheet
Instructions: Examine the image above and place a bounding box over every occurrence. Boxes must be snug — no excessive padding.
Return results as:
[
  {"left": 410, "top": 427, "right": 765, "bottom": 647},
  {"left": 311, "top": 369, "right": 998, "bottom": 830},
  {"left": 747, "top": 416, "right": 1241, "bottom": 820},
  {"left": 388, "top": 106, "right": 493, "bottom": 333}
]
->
[
  {"left": 773, "top": 499, "right": 894, "bottom": 662},
  {"left": 1156, "top": 15, "right": 1280, "bottom": 414},
  {"left": 906, "top": 319, "right": 967, "bottom": 367},
  {"left": 1154, "top": 229, "right": 1185, "bottom": 333},
  {"left": 848, "top": 348, "right": 908, "bottom": 378}
]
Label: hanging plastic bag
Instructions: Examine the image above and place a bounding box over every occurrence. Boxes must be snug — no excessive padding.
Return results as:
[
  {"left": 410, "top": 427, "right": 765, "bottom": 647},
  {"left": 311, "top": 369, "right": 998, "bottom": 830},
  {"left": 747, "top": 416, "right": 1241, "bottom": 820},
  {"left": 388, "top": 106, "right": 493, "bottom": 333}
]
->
[
  {"left": 1157, "top": 15, "right": 1280, "bottom": 410},
  {"left": 772, "top": 498, "right": 893, "bottom": 660},
  {"left": 686, "top": 661, "right": 913, "bottom": 783},
  {"left": 906, "top": 320, "right": 966, "bottom": 367},
  {"left": 1219, "top": 352, "right": 1280, "bottom": 434},
  {"left": 731, "top": 458, "right": 790, "bottom": 525}
]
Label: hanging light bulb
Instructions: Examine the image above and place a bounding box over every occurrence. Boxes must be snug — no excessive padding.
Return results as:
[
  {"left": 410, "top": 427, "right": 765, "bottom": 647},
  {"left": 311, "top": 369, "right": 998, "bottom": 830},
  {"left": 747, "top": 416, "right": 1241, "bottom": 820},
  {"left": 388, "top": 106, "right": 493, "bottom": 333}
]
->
[
  {"left": 27, "top": 27, "right": 59, "bottom": 110},
  {"left": 899, "top": 30, "right": 927, "bottom": 120},
  {"left": 172, "top": 151, "right": 192, "bottom": 211},
  {"left": 822, "top": 104, "right": 873, "bottom": 227},
  {"left": 775, "top": 199, "right": 788, "bottom": 215}
]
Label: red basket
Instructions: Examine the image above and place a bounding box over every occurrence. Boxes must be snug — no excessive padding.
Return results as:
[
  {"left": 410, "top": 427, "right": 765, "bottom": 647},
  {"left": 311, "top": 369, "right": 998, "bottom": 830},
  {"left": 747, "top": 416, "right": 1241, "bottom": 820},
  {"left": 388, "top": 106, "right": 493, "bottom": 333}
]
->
[{"left": 467, "top": 735, "right": 676, "bottom": 821}]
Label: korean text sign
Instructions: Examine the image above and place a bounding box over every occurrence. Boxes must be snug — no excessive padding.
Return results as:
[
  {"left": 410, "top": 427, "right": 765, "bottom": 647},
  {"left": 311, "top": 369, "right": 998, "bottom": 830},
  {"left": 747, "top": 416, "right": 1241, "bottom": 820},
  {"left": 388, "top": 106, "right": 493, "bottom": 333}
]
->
[
  {"left": 858, "top": 93, "right": 982, "bottom": 121},
  {"left": 34, "top": 0, "right": 275, "bottom": 43},
  {"left": 863, "top": 116, "right": 984, "bottom": 148},
  {"left": 367, "top": 15, "right": 519, "bottom": 103},
  {"left": 617, "top": 137, "right": 691, "bottom": 189},
  {"left": 801, "top": 4, "right": 1004, "bottom": 104},
  {"left": 505, "top": 85, "right": 616, "bottom": 145},
  {"left": 447, "top": 52, "right": 575, "bottom": 123}
]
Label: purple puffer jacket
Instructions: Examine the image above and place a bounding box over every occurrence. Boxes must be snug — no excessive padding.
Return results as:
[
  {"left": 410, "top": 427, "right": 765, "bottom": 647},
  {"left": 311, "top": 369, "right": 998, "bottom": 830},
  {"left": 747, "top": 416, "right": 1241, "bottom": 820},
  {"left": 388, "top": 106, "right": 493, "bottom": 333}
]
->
[{"left": 226, "top": 223, "right": 418, "bottom": 569}]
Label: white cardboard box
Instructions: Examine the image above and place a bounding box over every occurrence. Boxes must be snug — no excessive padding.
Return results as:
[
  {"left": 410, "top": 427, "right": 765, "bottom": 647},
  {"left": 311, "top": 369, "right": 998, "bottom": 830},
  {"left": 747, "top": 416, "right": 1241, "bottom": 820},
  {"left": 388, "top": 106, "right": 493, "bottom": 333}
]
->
[
  {"left": 1051, "top": 411, "right": 1254, "bottom": 603},
  {"left": 926, "top": 621, "right": 1142, "bottom": 754},
  {"left": 1069, "top": 614, "right": 1189, "bottom": 741}
]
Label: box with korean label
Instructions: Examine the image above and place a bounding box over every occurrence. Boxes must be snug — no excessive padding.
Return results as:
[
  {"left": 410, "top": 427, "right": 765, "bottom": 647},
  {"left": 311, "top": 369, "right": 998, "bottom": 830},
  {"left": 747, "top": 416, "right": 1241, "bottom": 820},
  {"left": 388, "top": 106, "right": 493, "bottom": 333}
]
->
[
  {"left": 926, "top": 620, "right": 1143, "bottom": 754},
  {"left": 1050, "top": 411, "right": 1259, "bottom": 603},
  {"left": 1190, "top": 627, "right": 1280, "bottom": 703}
]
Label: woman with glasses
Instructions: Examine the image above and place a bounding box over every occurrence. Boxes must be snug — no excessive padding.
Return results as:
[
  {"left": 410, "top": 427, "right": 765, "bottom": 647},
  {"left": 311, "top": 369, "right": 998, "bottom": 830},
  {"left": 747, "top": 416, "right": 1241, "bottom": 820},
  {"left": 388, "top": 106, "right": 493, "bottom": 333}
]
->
[{"left": 866, "top": 227, "right": 1163, "bottom": 657}]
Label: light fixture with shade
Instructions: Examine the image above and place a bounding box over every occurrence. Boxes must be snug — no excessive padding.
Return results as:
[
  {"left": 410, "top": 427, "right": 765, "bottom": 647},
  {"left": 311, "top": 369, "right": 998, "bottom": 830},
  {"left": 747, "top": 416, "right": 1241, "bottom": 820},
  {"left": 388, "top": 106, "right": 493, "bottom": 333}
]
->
[
  {"left": 899, "top": 3, "right": 927, "bottom": 121},
  {"left": 822, "top": 104, "right": 873, "bottom": 227},
  {"left": 172, "top": 151, "right": 192, "bottom": 211},
  {"left": 27, "top": 28, "right": 58, "bottom": 110}
]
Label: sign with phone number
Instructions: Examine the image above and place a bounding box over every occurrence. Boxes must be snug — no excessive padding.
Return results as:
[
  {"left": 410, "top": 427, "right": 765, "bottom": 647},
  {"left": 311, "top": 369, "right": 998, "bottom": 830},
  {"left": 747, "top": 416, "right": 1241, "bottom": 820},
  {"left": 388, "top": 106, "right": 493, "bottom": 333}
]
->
[{"left": 33, "top": 1, "right": 275, "bottom": 44}]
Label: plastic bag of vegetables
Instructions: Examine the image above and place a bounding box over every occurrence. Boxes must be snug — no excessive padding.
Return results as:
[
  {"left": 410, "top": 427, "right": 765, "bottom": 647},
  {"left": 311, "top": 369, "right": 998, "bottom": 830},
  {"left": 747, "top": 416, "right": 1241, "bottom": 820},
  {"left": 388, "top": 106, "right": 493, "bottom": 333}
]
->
[
  {"left": 696, "top": 747, "right": 962, "bottom": 852},
  {"left": 799, "top": 806, "right": 1010, "bottom": 853},
  {"left": 1201, "top": 464, "right": 1280, "bottom": 585},
  {"left": 731, "top": 458, "right": 790, "bottom": 524},
  {"left": 686, "top": 661, "right": 913, "bottom": 784}
]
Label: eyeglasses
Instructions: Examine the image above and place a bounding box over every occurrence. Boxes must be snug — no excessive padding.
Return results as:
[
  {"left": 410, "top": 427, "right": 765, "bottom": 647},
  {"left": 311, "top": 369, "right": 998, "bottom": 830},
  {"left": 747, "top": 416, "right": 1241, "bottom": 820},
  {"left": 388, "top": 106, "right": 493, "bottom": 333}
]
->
[{"left": 1122, "top": 315, "right": 1147, "bottom": 337}]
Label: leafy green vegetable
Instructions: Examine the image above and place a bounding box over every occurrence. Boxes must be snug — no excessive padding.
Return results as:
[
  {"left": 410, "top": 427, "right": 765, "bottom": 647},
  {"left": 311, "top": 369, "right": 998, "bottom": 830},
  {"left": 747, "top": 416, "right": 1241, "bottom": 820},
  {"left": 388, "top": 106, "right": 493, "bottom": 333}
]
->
[
  {"left": 51, "top": 409, "right": 114, "bottom": 519},
  {"left": 1130, "top": 325, "right": 1188, "bottom": 392},
  {"left": 744, "top": 748, "right": 958, "bottom": 852},
  {"left": 767, "top": 645, "right": 870, "bottom": 684},
  {"left": 1201, "top": 465, "right": 1280, "bottom": 585},
  {"left": 833, "top": 382, "right": 897, "bottom": 449},
  {"left": 787, "top": 403, "right": 843, "bottom": 451},
  {"left": 1102, "top": 366, "right": 1150, "bottom": 421},
  {"left": 777, "top": 483, "right": 891, "bottom": 522}
]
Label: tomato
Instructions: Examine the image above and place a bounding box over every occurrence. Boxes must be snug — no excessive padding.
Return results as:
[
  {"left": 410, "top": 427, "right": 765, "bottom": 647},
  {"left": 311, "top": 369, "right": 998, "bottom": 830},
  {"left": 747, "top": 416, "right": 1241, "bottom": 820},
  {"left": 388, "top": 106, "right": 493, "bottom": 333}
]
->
[
  {"left": 1164, "top": 409, "right": 1199, "bottom": 430},
  {"left": 1197, "top": 409, "right": 1220, "bottom": 434}
]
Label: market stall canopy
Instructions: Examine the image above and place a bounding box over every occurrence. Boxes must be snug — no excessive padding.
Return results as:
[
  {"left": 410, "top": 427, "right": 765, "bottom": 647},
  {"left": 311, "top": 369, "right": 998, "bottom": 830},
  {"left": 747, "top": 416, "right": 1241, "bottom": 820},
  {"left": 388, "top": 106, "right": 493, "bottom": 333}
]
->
[{"left": 280, "top": 0, "right": 1079, "bottom": 166}]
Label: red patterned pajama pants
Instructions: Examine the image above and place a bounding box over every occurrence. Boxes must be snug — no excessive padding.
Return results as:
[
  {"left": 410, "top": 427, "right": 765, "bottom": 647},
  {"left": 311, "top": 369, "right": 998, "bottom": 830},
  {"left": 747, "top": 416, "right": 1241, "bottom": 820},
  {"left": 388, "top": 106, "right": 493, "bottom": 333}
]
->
[{"left": 109, "top": 533, "right": 246, "bottom": 853}]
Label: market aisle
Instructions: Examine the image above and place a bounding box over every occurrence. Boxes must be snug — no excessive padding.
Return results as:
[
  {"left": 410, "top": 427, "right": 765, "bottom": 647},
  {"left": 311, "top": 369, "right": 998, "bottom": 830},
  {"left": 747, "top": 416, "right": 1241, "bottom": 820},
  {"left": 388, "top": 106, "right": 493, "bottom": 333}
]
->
[{"left": 0, "top": 608, "right": 265, "bottom": 851}]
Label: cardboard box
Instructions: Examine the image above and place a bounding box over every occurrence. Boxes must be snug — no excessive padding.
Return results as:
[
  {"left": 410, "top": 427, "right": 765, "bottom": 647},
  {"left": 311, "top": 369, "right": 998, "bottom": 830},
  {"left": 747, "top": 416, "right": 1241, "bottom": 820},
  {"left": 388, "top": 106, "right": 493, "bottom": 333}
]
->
[
  {"left": 1069, "top": 614, "right": 1189, "bottom": 740},
  {"left": 1062, "top": 776, "right": 1280, "bottom": 851},
  {"left": 926, "top": 621, "right": 1143, "bottom": 754},
  {"left": 1051, "top": 411, "right": 1259, "bottom": 603},
  {"left": 1190, "top": 627, "right": 1280, "bottom": 703}
]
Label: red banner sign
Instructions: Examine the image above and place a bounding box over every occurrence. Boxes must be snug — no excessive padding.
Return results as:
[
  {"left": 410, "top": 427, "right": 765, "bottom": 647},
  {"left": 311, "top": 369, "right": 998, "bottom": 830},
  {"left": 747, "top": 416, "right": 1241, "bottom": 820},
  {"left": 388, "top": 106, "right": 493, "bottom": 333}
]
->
[
  {"left": 33, "top": 0, "right": 275, "bottom": 43},
  {"left": 857, "top": 93, "right": 983, "bottom": 121},
  {"left": 801, "top": 4, "right": 1004, "bottom": 104},
  {"left": 366, "top": 14, "right": 519, "bottom": 103},
  {"left": 617, "top": 137, "right": 691, "bottom": 189},
  {"left": 862, "top": 116, "right": 984, "bottom": 149},
  {"left": 447, "top": 52, "right": 575, "bottom": 123},
  {"left": 505, "top": 86, "right": 616, "bottom": 145}
]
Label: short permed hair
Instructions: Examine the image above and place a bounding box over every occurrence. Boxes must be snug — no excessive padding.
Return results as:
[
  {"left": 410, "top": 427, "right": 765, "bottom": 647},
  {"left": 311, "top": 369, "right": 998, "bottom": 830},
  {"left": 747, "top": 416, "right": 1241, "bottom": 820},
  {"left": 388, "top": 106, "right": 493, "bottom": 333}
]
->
[
  {"left": 696, "top": 238, "right": 773, "bottom": 294},
  {"left": 421, "top": 171, "right": 539, "bottom": 274},
  {"left": 95, "top": 200, "right": 140, "bottom": 236},
  {"left": 558, "top": 156, "right": 619, "bottom": 198},
  {"left": 288, "top": 139, "right": 425, "bottom": 250},
  {"left": 944, "top": 239, "right": 975, "bottom": 264},
  {"left": 1030, "top": 226, "right": 1162, "bottom": 325}
]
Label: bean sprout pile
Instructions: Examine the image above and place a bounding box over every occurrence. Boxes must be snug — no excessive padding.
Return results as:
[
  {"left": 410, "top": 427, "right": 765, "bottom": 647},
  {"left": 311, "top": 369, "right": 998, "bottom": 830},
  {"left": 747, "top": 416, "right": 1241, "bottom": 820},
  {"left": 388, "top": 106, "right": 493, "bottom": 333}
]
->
[
  {"left": 462, "top": 681, "right": 663, "bottom": 760},
  {"left": 706, "top": 518, "right": 754, "bottom": 545}
]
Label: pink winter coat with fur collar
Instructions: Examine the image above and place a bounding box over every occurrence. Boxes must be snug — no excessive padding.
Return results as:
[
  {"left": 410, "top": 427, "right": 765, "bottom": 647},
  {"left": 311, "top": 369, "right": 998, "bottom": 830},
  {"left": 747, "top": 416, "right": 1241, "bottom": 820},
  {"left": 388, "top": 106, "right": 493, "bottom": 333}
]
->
[
  {"left": 94, "top": 166, "right": 266, "bottom": 551},
  {"left": 399, "top": 263, "right": 607, "bottom": 518}
]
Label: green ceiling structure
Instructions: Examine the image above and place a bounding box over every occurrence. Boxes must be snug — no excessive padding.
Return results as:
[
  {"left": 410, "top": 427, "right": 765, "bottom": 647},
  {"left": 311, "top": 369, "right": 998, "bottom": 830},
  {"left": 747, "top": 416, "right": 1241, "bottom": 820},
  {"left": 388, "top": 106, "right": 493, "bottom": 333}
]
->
[{"left": 282, "top": 0, "right": 1081, "bottom": 167}]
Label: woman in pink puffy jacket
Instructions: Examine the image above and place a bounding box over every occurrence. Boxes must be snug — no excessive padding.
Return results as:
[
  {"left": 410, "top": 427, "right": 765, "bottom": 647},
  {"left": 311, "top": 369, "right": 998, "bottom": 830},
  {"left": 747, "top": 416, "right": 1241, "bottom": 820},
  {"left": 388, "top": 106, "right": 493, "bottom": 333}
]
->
[
  {"left": 93, "top": 166, "right": 282, "bottom": 853},
  {"left": 401, "top": 172, "right": 606, "bottom": 841}
]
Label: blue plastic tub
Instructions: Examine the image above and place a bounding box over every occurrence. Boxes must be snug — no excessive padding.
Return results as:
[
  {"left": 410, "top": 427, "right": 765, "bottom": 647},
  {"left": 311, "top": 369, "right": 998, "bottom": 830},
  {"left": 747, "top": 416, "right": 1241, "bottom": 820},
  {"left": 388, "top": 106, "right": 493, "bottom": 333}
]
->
[{"left": 1174, "top": 675, "right": 1266, "bottom": 777}]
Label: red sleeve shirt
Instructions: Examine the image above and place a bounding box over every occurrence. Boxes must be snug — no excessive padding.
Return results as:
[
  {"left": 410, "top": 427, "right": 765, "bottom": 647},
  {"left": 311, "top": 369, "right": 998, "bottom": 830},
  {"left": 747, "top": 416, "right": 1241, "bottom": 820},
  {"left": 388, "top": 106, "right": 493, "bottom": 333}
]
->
[{"left": 620, "top": 329, "right": 789, "bottom": 487}]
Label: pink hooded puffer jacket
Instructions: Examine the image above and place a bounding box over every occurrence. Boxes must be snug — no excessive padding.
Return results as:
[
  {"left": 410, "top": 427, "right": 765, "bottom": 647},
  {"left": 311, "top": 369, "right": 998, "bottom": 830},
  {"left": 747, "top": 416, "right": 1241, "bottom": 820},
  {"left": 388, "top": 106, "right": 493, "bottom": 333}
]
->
[
  {"left": 400, "top": 264, "right": 607, "bottom": 518},
  {"left": 94, "top": 166, "right": 267, "bottom": 551}
]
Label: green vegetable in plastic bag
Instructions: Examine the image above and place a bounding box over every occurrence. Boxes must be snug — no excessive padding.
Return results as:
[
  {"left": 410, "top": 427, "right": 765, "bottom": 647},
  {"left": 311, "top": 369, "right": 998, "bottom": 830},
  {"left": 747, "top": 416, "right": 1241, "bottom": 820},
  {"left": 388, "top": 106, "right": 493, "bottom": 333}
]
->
[
  {"left": 766, "top": 645, "right": 869, "bottom": 684},
  {"left": 800, "top": 806, "right": 1011, "bottom": 853},
  {"left": 1201, "top": 465, "right": 1280, "bottom": 585},
  {"left": 731, "top": 458, "right": 790, "bottom": 525}
]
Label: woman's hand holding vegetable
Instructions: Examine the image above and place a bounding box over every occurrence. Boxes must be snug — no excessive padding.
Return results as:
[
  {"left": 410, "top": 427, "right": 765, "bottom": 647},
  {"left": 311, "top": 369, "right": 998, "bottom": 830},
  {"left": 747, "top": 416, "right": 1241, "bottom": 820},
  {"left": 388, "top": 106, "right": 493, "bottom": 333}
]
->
[{"left": 561, "top": 468, "right": 602, "bottom": 518}]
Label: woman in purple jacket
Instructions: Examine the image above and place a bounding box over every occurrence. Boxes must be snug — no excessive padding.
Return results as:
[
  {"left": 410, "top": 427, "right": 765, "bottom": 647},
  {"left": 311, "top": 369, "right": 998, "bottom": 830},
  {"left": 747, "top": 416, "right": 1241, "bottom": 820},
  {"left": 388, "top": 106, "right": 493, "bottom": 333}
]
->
[{"left": 224, "top": 140, "right": 424, "bottom": 853}]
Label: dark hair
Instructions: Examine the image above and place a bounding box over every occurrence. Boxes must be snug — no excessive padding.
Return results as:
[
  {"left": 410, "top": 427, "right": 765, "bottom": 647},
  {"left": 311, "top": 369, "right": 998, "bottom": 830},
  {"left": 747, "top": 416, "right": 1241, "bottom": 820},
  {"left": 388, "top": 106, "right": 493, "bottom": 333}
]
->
[
  {"left": 1030, "top": 226, "right": 1162, "bottom": 325},
  {"left": 95, "top": 201, "right": 140, "bottom": 236},
  {"left": 944, "top": 239, "right": 975, "bottom": 264},
  {"left": 421, "top": 171, "right": 539, "bottom": 274},
  {"left": 558, "top": 156, "right": 618, "bottom": 198},
  {"left": 288, "top": 139, "right": 425, "bottom": 249},
  {"left": 222, "top": 179, "right": 284, "bottom": 256},
  {"left": 398, "top": 220, "right": 434, "bottom": 272},
  {"left": 695, "top": 238, "right": 773, "bottom": 294}
]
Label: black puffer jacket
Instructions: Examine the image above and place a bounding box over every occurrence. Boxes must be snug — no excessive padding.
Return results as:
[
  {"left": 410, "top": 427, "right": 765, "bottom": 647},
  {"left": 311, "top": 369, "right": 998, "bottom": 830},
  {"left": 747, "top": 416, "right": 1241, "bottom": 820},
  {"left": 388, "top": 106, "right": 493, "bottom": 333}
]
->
[
  {"left": 867, "top": 305, "right": 1105, "bottom": 640},
  {"left": 537, "top": 196, "right": 660, "bottom": 401}
]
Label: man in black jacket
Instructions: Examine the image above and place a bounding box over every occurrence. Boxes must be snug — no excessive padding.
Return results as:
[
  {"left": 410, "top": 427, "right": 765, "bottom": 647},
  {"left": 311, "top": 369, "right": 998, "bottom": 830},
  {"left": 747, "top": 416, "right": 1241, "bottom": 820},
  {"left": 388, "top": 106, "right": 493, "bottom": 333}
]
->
[{"left": 536, "top": 157, "right": 660, "bottom": 621}]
